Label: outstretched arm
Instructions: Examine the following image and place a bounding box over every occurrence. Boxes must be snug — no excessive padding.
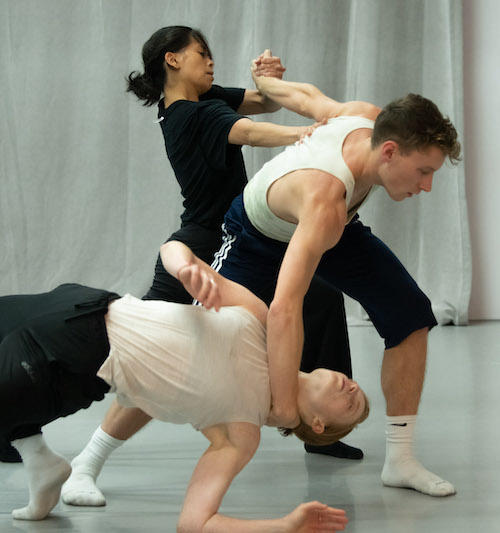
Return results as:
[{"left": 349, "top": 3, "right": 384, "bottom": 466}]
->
[
  {"left": 160, "top": 241, "right": 267, "bottom": 325},
  {"left": 266, "top": 174, "right": 347, "bottom": 427},
  {"left": 227, "top": 118, "right": 318, "bottom": 147},
  {"left": 229, "top": 50, "right": 322, "bottom": 146},
  {"left": 178, "top": 423, "right": 347, "bottom": 533},
  {"left": 250, "top": 60, "right": 380, "bottom": 122}
]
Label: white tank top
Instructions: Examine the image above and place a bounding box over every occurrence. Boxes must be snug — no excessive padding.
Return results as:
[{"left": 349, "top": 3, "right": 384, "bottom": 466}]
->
[
  {"left": 243, "top": 116, "right": 375, "bottom": 242},
  {"left": 97, "top": 295, "right": 270, "bottom": 430}
]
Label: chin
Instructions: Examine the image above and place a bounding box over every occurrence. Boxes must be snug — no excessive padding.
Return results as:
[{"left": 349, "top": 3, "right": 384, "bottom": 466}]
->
[{"left": 385, "top": 189, "right": 403, "bottom": 202}]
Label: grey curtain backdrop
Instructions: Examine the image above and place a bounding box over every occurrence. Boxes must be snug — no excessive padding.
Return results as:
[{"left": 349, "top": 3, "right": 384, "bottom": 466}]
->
[{"left": 0, "top": 0, "right": 470, "bottom": 325}]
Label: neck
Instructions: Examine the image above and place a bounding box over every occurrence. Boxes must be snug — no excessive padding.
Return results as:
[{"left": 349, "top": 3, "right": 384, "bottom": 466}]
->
[
  {"left": 297, "top": 372, "right": 314, "bottom": 424},
  {"left": 350, "top": 137, "right": 382, "bottom": 188},
  {"left": 163, "top": 80, "right": 200, "bottom": 108}
]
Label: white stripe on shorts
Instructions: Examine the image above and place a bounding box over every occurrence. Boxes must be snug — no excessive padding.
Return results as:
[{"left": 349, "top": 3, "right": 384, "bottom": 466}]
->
[
  {"left": 193, "top": 223, "right": 236, "bottom": 306},
  {"left": 211, "top": 223, "right": 236, "bottom": 273}
]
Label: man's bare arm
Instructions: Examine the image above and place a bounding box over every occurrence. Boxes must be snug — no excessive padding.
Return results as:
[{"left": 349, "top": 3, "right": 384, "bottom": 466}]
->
[
  {"left": 251, "top": 68, "right": 381, "bottom": 122},
  {"left": 266, "top": 176, "right": 347, "bottom": 426}
]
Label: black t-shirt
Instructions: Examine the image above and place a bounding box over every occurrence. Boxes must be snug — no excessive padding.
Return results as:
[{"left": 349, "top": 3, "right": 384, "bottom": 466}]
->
[{"left": 158, "top": 85, "right": 247, "bottom": 230}]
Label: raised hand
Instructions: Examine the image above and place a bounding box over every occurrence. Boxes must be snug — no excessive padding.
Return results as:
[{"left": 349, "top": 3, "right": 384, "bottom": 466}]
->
[
  {"left": 252, "top": 48, "right": 286, "bottom": 79},
  {"left": 177, "top": 263, "right": 221, "bottom": 311},
  {"left": 284, "top": 501, "right": 348, "bottom": 532}
]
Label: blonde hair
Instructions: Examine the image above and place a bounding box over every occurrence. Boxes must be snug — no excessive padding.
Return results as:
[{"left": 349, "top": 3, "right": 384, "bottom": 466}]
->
[{"left": 279, "top": 391, "right": 370, "bottom": 446}]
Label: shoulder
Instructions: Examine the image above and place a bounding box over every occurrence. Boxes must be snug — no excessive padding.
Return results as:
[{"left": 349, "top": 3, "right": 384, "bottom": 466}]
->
[
  {"left": 200, "top": 84, "right": 245, "bottom": 110},
  {"left": 161, "top": 100, "right": 219, "bottom": 136},
  {"left": 161, "top": 100, "right": 198, "bottom": 130},
  {"left": 337, "top": 101, "right": 381, "bottom": 120},
  {"left": 295, "top": 170, "right": 348, "bottom": 230},
  {"left": 298, "top": 169, "right": 349, "bottom": 203}
]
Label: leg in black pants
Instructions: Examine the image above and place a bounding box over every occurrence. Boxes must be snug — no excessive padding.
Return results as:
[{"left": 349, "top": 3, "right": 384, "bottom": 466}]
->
[{"left": 0, "top": 319, "right": 110, "bottom": 519}]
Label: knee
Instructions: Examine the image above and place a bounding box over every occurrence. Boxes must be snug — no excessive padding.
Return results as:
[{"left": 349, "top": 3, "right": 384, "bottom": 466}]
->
[{"left": 389, "top": 327, "right": 429, "bottom": 353}]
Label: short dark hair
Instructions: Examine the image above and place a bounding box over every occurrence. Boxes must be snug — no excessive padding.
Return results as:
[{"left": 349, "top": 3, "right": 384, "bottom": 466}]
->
[
  {"left": 371, "top": 93, "right": 461, "bottom": 164},
  {"left": 126, "top": 26, "right": 212, "bottom": 106}
]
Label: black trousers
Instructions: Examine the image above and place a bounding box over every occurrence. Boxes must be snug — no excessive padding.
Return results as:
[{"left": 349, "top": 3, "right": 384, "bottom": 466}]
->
[
  {"left": 0, "top": 286, "right": 114, "bottom": 442},
  {"left": 143, "top": 223, "right": 353, "bottom": 378}
]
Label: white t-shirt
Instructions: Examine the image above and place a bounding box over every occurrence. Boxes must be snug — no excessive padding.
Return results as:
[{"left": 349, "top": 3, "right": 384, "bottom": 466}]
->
[{"left": 97, "top": 295, "right": 270, "bottom": 430}]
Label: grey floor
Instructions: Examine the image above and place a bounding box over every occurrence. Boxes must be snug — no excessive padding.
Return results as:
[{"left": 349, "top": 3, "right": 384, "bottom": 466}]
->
[{"left": 1, "top": 321, "right": 499, "bottom": 532}]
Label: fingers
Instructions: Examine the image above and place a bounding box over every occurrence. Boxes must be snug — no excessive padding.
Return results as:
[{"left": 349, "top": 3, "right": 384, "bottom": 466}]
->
[
  {"left": 298, "top": 119, "right": 327, "bottom": 143},
  {"left": 303, "top": 501, "right": 348, "bottom": 531},
  {"left": 195, "top": 272, "right": 212, "bottom": 306},
  {"left": 298, "top": 125, "right": 314, "bottom": 143},
  {"left": 204, "top": 278, "right": 221, "bottom": 311},
  {"left": 195, "top": 273, "right": 219, "bottom": 310},
  {"left": 177, "top": 265, "right": 221, "bottom": 311},
  {"left": 252, "top": 49, "right": 286, "bottom": 79},
  {"left": 314, "top": 118, "right": 328, "bottom": 127}
]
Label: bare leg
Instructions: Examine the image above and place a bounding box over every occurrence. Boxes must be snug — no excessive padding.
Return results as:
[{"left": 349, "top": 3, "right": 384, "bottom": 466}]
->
[
  {"left": 61, "top": 401, "right": 152, "bottom": 506},
  {"left": 381, "top": 327, "right": 427, "bottom": 415},
  {"left": 101, "top": 400, "right": 152, "bottom": 440},
  {"left": 380, "top": 328, "right": 455, "bottom": 496}
]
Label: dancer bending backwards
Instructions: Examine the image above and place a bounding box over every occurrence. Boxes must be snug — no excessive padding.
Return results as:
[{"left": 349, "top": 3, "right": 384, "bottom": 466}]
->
[
  {"left": 211, "top": 62, "right": 461, "bottom": 497},
  {"left": 0, "top": 241, "right": 367, "bottom": 530},
  {"left": 58, "top": 26, "right": 360, "bottom": 508}
]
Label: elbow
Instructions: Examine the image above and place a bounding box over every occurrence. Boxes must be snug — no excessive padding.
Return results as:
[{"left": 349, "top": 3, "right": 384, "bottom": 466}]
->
[
  {"left": 272, "top": 404, "right": 299, "bottom": 428},
  {"left": 262, "top": 99, "right": 281, "bottom": 113},
  {"left": 160, "top": 241, "right": 172, "bottom": 255},
  {"left": 268, "top": 297, "right": 295, "bottom": 317},
  {"left": 160, "top": 240, "right": 185, "bottom": 257},
  {"left": 268, "top": 298, "right": 299, "bottom": 327},
  {"left": 245, "top": 123, "right": 261, "bottom": 147},
  {"left": 177, "top": 519, "right": 203, "bottom": 533},
  {"left": 296, "top": 83, "right": 320, "bottom": 117}
]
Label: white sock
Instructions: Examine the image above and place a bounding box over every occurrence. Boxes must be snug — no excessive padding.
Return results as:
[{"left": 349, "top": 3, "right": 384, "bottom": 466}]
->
[
  {"left": 61, "top": 426, "right": 124, "bottom": 506},
  {"left": 381, "top": 415, "right": 456, "bottom": 497},
  {"left": 11, "top": 434, "right": 71, "bottom": 520}
]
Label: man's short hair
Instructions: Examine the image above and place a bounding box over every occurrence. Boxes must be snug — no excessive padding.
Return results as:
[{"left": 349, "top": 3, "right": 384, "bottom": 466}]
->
[{"left": 371, "top": 93, "right": 461, "bottom": 164}]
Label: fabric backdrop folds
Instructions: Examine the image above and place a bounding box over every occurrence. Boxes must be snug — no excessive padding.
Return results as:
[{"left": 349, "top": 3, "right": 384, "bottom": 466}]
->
[{"left": 0, "top": 0, "right": 470, "bottom": 325}]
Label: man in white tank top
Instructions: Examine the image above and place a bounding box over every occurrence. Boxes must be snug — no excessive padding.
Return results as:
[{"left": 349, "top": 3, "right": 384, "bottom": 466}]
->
[{"left": 213, "top": 55, "right": 461, "bottom": 498}]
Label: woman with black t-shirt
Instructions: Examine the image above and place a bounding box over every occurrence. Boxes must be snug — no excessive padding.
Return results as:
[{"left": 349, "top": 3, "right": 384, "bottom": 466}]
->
[{"left": 60, "top": 26, "right": 360, "bottom": 507}]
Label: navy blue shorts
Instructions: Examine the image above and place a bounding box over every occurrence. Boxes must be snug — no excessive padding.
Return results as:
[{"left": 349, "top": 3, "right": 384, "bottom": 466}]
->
[{"left": 215, "top": 195, "right": 437, "bottom": 349}]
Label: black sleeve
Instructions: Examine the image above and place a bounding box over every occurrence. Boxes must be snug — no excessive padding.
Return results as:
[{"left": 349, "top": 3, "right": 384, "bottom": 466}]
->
[
  {"left": 196, "top": 100, "right": 245, "bottom": 170},
  {"left": 199, "top": 84, "right": 245, "bottom": 111}
]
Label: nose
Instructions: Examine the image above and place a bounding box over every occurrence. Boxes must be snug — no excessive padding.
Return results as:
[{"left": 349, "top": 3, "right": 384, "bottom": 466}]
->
[
  {"left": 420, "top": 174, "right": 433, "bottom": 193},
  {"left": 208, "top": 56, "right": 214, "bottom": 67}
]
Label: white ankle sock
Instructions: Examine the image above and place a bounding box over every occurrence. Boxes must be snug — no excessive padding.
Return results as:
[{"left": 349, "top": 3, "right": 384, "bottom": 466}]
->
[
  {"left": 381, "top": 415, "right": 456, "bottom": 497},
  {"left": 11, "top": 434, "right": 71, "bottom": 520},
  {"left": 61, "top": 426, "right": 124, "bottom": 506}
]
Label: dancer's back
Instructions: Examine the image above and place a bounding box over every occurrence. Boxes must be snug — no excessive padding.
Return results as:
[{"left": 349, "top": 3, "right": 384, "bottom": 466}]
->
[{"left": 99, "top": 295, "right": 270, "bottom": 430}]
